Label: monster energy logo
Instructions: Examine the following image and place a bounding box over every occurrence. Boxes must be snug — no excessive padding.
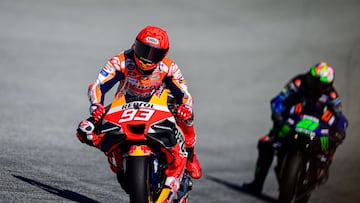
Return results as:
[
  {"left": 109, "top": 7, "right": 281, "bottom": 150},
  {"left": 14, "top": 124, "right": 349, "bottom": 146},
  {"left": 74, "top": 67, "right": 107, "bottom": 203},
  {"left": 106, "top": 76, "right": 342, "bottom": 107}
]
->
[{"left": 320, "top": 136, "right": 329, "bottom": 151}]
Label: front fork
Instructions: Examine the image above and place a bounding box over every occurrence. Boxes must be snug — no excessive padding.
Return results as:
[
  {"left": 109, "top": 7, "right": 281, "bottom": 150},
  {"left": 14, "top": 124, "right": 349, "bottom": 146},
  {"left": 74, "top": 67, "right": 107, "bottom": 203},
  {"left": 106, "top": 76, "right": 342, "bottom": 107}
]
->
[
  {"left": 116, "top": 145, "right": 191, "bottom": 203},
  {"left": 126, "top": 145, "right": 171, "bottom": 203}
]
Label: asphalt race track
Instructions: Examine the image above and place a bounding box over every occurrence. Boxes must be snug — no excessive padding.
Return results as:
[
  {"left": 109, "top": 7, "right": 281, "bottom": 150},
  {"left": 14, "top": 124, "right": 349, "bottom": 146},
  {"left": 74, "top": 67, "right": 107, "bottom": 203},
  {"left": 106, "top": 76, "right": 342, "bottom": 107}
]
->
[{"left": 1, "top": 0, "right": 360, "bottom": 202}]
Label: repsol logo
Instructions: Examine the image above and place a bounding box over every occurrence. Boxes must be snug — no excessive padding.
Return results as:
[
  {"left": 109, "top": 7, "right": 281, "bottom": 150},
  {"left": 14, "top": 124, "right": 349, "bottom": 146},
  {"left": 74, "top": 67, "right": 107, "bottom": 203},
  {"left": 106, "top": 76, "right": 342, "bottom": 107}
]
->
[
  {"left": 121, "top": 102, "right": 154, "bottom": 109},
  {"left": 174, "top": 127, "right": 187, "bottom": 155}
]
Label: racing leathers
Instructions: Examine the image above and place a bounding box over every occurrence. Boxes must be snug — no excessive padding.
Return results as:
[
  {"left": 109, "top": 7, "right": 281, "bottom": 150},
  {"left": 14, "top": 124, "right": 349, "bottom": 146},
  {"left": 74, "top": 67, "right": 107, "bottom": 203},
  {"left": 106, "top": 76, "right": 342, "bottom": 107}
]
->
[
  {"left": 243, "top": 73, "right": 348, "bottom": 194},
  {"left": 76, "top": 49, "right": 201, "bottom": 197}
]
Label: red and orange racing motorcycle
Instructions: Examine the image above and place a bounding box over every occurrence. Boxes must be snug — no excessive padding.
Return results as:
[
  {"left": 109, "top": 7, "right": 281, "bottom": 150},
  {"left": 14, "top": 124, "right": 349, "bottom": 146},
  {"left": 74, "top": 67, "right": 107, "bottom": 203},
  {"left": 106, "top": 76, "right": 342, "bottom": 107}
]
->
[{"left": 96, "top": 87, "right": 192, "bottom": 203}]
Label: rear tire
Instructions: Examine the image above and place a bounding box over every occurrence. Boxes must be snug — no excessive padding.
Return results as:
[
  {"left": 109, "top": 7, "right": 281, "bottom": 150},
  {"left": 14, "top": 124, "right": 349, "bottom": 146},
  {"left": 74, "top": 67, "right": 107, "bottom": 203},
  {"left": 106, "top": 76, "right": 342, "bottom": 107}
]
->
[{"left": 126, "top": 156, "right": 149, "bottom": 203}]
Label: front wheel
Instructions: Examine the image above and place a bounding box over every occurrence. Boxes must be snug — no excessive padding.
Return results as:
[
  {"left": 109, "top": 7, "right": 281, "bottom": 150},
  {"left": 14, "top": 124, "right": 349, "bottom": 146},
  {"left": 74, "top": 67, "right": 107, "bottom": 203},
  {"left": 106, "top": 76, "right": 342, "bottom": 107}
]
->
[
  {"left": 278, "top": 154, "right": 311, "bottom": 203},
  {"left": 126, "top": 156, "right": 150, "bottom": 203}
]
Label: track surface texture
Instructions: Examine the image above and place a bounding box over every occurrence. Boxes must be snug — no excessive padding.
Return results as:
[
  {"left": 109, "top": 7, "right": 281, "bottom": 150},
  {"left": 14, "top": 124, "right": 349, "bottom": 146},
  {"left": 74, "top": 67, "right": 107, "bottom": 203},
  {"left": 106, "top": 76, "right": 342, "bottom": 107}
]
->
[{"left": 1, "top": 0, "right": 360, "bottom": 202}]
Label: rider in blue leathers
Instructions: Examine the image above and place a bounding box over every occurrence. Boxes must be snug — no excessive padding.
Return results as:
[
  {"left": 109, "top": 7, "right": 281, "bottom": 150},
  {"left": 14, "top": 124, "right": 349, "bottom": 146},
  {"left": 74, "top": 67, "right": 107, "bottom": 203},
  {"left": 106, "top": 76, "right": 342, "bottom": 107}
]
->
[{"left": 243, "top": 62, "right": 348, "bottom": 194}]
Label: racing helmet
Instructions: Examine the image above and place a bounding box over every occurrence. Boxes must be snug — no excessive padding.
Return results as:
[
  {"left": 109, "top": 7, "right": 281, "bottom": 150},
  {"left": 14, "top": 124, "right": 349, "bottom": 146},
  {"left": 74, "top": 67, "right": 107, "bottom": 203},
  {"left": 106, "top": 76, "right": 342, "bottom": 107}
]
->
[
  {"left": 133, "top": 26, "right": 169, "bottom": 72},
  {"left": 306, "top": 62, "right": 335, "bottom": 96}
]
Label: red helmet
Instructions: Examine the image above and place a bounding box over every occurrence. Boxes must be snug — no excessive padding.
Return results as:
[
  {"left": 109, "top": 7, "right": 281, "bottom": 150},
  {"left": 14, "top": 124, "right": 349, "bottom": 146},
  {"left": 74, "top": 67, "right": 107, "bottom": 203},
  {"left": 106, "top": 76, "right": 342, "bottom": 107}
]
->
[{"left": 133, "top": 26, "right": 170, "bottom": 71}]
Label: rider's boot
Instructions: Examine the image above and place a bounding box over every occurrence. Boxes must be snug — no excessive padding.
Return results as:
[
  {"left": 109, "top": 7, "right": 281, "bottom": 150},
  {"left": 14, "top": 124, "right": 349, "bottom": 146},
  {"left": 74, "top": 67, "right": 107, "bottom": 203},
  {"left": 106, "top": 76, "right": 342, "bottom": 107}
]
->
[
  {"left": 242, "top": 168, "right": 267, "bottom": 195},
  {"left": 186, "top": 147, "right": 202, "bottom": 179},
  {"left": 243, "top": 134, "right": 275, "bottom": 195},
  {"left": 177, "top": 121, "right": 202, "bottom": 179},
  {"left": 317, "top": 167, "right": 329, "bottom": 185},
  {"left": 317, "top": 154, "right": 332, "bottom": 185}
]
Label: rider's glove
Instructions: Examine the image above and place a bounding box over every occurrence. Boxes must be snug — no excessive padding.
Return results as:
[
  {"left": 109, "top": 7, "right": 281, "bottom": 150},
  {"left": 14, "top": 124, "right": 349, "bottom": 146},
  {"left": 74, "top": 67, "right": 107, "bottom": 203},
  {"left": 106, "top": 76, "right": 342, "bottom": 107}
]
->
[
  {"left": 76, "top": 120, "right": 95, "bottom": 146},
  {"left": 90, "top": 103, "right": 105, "bottom": 123},
  {"left": 76, "top": 119, "right": 103, "bottom": 147},
  {"left": 271, "top": 112, "right": 283, "bottom": 125},
  {"left": 334, "top": 132, "right": 345, "bottom": 144},
  {"left": 177, "top": 104, "right": 193, "bottom": 121}
]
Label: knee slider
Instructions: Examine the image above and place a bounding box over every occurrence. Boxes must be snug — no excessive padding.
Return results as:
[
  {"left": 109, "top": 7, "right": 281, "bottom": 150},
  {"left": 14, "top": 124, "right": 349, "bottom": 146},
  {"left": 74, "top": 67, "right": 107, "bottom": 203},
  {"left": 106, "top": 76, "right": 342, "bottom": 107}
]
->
[{"left": 257, "top": 135, "right": 273, "bottom": 151}]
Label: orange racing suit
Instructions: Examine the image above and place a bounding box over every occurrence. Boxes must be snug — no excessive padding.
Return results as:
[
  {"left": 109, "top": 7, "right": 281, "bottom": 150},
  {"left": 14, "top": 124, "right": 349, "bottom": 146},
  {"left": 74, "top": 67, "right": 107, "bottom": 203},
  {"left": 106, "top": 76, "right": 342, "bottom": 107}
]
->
[{"left": 87, "top": 48, "right": 197, "bottom": 181}]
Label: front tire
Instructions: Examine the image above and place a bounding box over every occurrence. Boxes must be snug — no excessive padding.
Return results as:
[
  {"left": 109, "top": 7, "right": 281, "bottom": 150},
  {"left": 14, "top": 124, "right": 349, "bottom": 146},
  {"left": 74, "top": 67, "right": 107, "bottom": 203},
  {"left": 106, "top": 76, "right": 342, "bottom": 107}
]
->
[
  {"left": 126, "top": 156, "right": 150, "bottom": 203},
  {"left": 278, "top": 153, "right": 304, "bottom": 203}
]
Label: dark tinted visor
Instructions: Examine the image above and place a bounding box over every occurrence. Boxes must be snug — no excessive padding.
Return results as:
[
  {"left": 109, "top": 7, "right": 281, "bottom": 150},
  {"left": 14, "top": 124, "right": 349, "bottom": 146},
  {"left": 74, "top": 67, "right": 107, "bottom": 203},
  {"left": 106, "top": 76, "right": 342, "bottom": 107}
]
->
[
  {"left": 134, "top": 39, "right": 168, "bottom": 64},
  {"left": 306, "top": 74, "right": 331, "bottom": 94}
]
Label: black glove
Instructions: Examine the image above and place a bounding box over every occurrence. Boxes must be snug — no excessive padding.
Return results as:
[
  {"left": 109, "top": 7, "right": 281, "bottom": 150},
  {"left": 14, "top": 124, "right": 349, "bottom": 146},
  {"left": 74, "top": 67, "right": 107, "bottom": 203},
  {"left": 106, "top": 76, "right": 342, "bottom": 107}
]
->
[
  {"left": 271, "top": 112, "right": 283, "bottom": 124},
  {"left": 334, "top": 132, "right": 345, "bottom": 144}
]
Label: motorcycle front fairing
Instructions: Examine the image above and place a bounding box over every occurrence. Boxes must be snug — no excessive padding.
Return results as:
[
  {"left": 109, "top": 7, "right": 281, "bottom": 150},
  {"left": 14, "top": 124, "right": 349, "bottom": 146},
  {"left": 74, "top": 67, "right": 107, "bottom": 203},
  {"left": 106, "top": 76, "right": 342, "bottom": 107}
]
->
[
  {"left": 94, "top": 88, "right": 187, "bottom": 202},
  {"left": 277, "top": 98, "right": 337, "bottom": 202},
  {"left": 98, "top": 88, "right": 182, "bottom": 153}
]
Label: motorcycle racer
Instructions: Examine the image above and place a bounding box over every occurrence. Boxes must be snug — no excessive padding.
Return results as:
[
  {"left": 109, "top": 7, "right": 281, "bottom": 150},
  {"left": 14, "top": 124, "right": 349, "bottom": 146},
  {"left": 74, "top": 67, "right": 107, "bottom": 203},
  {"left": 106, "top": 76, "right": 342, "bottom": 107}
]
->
[
  {"left": 243, "top": 62, "right": 348, "bottom": 194},
  {"left": 76, "top": 25, "right": 202, "bottom": 199}
]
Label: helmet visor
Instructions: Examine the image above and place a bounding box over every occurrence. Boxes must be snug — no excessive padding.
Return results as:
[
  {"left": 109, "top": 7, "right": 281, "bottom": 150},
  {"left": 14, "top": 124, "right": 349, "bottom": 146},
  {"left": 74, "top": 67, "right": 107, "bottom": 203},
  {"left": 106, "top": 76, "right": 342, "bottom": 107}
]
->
[
  {"left": 134, "top": 39, "right": 168, "bottom": 64},
  {"left": 306, "top": 73, "right": 331, "bottom": 95}
]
